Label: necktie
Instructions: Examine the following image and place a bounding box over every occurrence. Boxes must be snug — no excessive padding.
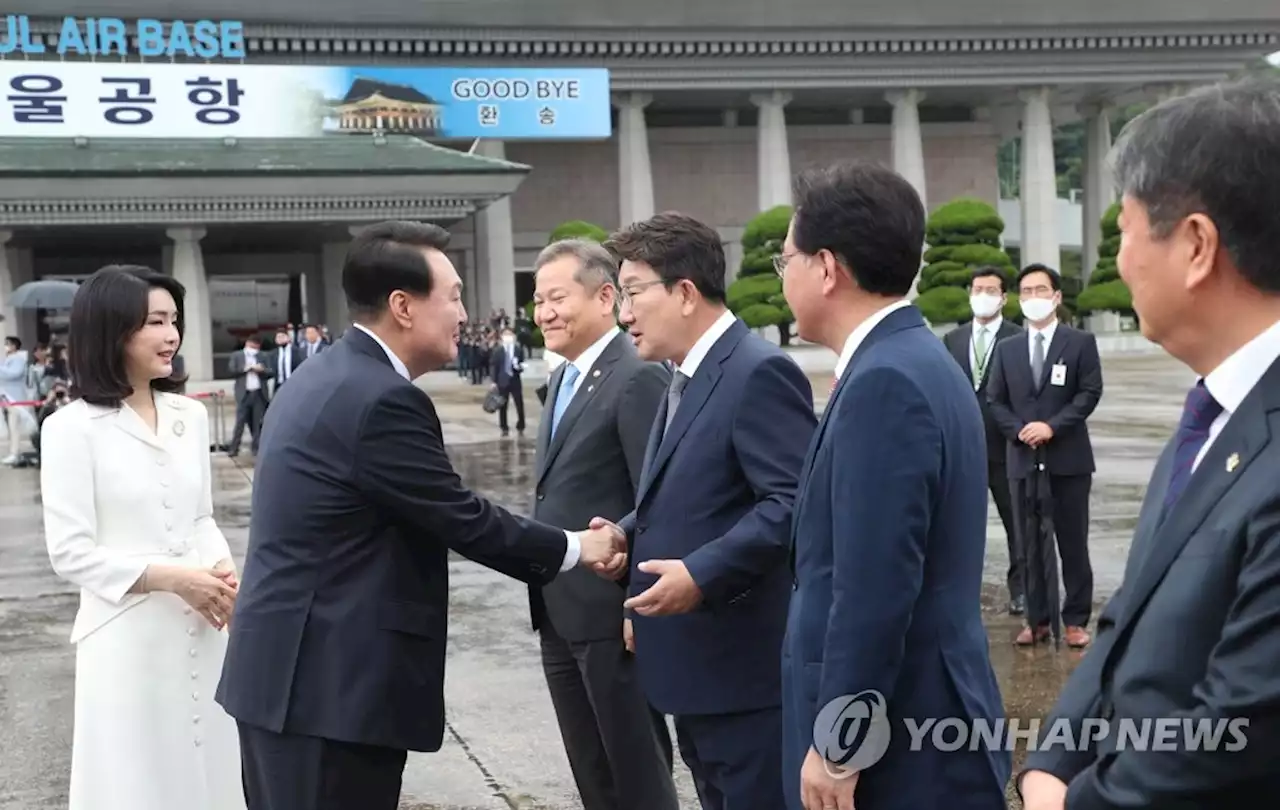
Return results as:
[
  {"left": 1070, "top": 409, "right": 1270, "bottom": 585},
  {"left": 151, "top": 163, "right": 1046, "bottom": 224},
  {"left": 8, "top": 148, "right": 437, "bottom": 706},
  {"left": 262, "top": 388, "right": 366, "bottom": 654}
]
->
[
  {"left": 1162, "top": 381, "right": 1224, "bottom": 514},
  {"left": 973, "top": 327, "right": 988, "bottom": 387},
  {"left": 663, "top": 371, "right": 689, "bottom": 438},
  {"left": 1031, "top": 333, "right": 1045, "bottom": 384},
  {"left": 550, "top": 364, "right": 580, "bottom": 437}
]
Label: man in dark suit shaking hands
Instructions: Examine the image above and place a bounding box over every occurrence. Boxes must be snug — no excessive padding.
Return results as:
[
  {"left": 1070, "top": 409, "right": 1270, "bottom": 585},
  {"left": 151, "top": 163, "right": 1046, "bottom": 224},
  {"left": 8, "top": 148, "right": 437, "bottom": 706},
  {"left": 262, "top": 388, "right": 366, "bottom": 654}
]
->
[
  {"left": 1019, "top": 78, "right": 1280, "bottom": 810},
  {"left": 215, "top": 221, "right": 627, "bottom": 810},
  {"left": 943, "top": 268, "right": 1025, "bottom": 614},
  {"left": 592, "top": 212, "right": 818, "bottom": 810},
  {"left": 527, "top": 238, "right": 679, "bottom": 810},
  {"left": 986, "top": 263, "right": 1103, "bottom": 648},
  {"left": 780, "top": 162, "right": 1009, "bottom": 810}
]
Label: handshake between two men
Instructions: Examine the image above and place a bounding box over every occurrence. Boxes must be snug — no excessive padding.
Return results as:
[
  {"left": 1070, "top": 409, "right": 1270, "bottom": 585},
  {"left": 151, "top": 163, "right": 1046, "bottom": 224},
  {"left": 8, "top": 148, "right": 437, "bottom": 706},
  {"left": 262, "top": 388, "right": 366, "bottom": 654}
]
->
[
  {"left": 574, "top": 517, "right": 630, "bottom": 580},
  {"left": 576, "top": 517, "right": 705, "bottom": 619}
]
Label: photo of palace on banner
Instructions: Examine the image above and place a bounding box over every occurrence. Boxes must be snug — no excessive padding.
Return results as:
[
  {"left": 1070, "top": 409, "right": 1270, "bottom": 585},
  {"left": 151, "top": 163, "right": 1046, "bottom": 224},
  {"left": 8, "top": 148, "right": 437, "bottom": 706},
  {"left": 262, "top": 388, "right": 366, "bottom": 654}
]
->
[{"left": 0, "top": 63, "right": 611, "bottom": 140}]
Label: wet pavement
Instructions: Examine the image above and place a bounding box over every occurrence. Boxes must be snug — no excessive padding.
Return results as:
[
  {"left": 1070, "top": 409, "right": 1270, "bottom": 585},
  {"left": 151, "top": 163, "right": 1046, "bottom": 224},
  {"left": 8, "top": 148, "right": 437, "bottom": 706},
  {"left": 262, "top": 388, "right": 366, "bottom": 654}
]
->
[{"left": 0, "top": 352, "right": 1195, "bottom": 809}]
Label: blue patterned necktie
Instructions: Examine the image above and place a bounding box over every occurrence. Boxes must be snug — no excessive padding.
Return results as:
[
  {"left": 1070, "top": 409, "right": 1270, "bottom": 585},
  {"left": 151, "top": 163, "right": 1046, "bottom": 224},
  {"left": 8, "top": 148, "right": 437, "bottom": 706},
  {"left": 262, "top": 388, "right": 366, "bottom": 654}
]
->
[
  {"left": 551, "top": 364, "right": 581, "bottom": 437},
  {"left": 1162, "top": 381, "right": 1224, "bottom": 514}
]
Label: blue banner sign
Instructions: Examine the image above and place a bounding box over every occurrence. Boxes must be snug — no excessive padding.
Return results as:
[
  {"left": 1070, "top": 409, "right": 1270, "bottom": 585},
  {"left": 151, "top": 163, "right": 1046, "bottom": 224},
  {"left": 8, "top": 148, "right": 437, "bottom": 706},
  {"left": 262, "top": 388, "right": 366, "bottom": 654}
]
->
[
  {"left": 0, "top": 63, "right": 612, "bottom": 139},
  {"left": 1, "top": 14, "right": 246, "bottom": 58}
]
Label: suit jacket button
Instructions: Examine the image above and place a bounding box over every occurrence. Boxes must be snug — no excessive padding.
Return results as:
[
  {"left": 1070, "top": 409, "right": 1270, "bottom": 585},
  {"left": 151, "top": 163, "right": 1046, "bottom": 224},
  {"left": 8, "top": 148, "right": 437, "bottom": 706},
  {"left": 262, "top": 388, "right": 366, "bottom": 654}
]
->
[{"left": 537, "top": 493, "right": 545, "bottom": 501}]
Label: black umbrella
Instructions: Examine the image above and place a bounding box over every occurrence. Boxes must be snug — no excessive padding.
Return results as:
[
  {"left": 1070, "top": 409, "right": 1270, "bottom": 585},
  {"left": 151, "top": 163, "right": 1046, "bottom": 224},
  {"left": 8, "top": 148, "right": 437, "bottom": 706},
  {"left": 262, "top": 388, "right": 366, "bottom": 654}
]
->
[
  {"left": 8, "top": 280, "right": 80, "bottom": 310},
  {"left": 1021, "top": 447, "right": 1062, "bottom": 646}
]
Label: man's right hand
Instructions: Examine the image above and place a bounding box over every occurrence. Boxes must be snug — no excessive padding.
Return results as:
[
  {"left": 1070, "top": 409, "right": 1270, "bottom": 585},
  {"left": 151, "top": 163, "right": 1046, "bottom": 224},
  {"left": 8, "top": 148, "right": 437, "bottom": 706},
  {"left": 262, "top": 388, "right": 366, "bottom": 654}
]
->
[{"left": 577, "top": 519, "right": 627, "bottom": 580}]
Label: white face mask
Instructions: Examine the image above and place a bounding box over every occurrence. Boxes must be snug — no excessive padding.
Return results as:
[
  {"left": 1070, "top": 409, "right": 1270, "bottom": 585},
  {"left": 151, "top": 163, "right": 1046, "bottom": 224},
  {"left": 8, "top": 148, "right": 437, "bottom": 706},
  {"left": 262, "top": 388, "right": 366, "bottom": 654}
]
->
[
  {"left": 1019, "top": 297, "right": 1057, "bottom": 323},
  {"left": 969, "top": 294, "right": 1003, "bottom": 319}
]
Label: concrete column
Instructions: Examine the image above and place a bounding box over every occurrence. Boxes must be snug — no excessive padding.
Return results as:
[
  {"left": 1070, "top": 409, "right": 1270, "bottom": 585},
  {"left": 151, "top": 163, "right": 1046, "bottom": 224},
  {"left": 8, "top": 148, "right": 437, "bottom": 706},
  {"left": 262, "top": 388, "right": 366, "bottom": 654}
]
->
[
  {"left": 886, "top": 89, "right": 929, "bottom": 214},
  {"left": 614, "top": 93, "right": 655, "bottom": 226},
  {"left": 303, "top": 260, "right": 326, "bottom": 326},
  {"left": 322, "top": 238, "right": 350, "bottom": 334},
  {"left": 751, "top": 91, "right": 793, "bottom": 211},
  {"left": 474, "top": 139, "right": 518, "bottom": 319},
  {"left": 166, "top": 227, "right": 212, "bottom": 382},
  {"left": 1080, "top": 105, "right": 1115, "bottom": 283},
  {"left": 1018, "top": 87, "right": 1060, "bottom": 270},
  {"left": 0, "top": 231, "right": 13, "bottom": 337}
]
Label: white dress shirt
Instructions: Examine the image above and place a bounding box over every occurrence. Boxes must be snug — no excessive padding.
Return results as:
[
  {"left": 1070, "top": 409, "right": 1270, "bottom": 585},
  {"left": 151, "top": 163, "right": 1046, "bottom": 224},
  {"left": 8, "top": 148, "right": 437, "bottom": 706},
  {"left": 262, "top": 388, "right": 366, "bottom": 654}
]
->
[
  {"left": 1195, "top": 318, "right": 1280, "bottom": 471},
  {"left": 242, "top": 348, "right": 262, "bottom": 391},
  {"left": 275, "top": 343, "right": 294, "bottom": 384},
  {"left": 1026, "top": 319, "right": 1059, "bottom": 365},
  {"left": 834, "top": 300, "right": 914, "bottom": 379},
  {"left": 679, "top": 309, "right": 739, "bottom": 379},
  {"left": 352, "top": 323, "right": 582, "bottom": 569},
  {"left": 557, "top": 326, "right": 620, "bottom": 410},
  {"left": 969, "top": 315, "right": 1003, "bottom": 384}
]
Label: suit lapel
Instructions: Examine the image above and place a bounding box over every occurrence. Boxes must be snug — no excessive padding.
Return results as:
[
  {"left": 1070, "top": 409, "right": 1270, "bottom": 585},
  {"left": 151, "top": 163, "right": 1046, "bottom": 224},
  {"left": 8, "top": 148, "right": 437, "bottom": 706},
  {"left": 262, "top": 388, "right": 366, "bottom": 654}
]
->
[
  {"left": 537, "top": 335, "right": 624, "bottom": 484},
  {"left": 955, "top": 324, "right": 974, "bottom": 383},
  {"left": 636, "top": 322, "right": 746, "bottom": 505},
  {"left": 534, "top": 363, "right": 563, "bottom": 479},
  {"left": 1114, "top": 362, "right": 1280, "bottom": 635}
]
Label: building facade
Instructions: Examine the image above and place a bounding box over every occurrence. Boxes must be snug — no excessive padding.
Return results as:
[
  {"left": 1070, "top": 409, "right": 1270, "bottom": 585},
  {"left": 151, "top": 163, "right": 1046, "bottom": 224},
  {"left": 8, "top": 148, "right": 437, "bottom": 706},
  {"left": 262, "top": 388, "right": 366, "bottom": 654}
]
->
[{"left": 3, "top": 1, "right": 1279, "bottom": 380}]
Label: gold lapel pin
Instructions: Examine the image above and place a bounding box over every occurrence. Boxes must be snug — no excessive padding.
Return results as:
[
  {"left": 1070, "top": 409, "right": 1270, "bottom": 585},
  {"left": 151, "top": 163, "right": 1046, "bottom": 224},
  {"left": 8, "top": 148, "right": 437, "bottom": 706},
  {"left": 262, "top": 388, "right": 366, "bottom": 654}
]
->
[
  {"left": 173, "top": 420, "right": 186, "bottom": 437},
  {"left": 1226, "top": 453, "right": 1240, "bottom": 472}
]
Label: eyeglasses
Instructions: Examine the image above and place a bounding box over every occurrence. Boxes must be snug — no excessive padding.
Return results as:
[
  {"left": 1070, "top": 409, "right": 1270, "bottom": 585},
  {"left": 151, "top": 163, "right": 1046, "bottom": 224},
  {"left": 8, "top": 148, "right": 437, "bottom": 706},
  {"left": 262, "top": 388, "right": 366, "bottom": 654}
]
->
[
  {"left": 618, "top": 279, "right": 666, "bottom": 306},
  {"left": 772, "top": 251, "right": 801, "bottom": 276}
]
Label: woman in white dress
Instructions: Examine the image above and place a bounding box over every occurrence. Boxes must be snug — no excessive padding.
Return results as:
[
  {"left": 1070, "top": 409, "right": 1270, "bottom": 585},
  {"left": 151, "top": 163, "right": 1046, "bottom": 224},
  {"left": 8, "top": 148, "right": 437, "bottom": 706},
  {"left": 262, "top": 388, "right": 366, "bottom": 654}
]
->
[{"left": 41, "top": 265, "right": 246, "bottom": 810}]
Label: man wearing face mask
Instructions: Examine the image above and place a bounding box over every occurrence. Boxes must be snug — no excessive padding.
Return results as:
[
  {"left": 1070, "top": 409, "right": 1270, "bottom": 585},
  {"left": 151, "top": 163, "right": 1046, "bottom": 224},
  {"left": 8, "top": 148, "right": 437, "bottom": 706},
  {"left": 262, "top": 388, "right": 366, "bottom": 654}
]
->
[
  {"left": 986, "top": 264, "right": 1103, "bottom": 649},
  {"left": 490, "top": 327, "right": 526, "bottom": 437},
  {"left": 943, "top": 267, "right": 1025, "bottom": 615}
]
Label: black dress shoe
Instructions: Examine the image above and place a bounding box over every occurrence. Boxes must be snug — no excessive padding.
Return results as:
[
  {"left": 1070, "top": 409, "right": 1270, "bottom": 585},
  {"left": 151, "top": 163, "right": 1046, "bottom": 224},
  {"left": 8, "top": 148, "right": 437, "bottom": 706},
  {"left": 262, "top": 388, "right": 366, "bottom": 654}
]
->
[{"left": 1008, "top": 595, "right": 1026, "bottom": 615}]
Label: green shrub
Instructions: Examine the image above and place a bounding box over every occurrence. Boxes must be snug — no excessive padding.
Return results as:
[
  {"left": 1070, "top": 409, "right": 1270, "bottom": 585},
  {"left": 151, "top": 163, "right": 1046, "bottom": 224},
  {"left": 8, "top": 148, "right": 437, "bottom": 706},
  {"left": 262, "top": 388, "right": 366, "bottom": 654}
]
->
[
  {"left": 728, "top": 206, "right": 794, "bottom": 343},
  {"left": 1078, "top": 201, "right": 1133, "bottom": 315},
  {"left": 548, "top": 220, "right": 609, "bottom": 243},
  {"left": 915, "top": 197, "right": 1017, "bottom": 326}
]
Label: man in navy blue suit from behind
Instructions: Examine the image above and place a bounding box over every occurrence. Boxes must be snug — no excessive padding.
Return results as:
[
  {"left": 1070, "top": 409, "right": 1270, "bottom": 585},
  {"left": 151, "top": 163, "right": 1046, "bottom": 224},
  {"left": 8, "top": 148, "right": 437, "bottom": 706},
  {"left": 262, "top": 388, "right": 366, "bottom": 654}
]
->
[
  {"left": 591, "top": 211, "right": 817, "bottom": 810},
  {"left": 779, "top": 162, "right": 1010, "bottom": 810}
]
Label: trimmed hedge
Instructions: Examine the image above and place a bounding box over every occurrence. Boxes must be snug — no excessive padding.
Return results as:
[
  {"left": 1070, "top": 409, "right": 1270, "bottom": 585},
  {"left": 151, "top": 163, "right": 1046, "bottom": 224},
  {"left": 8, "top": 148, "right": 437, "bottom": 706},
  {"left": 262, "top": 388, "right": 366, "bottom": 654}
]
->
[
  {"left": 914, "top": 197, "right": 1020, "bottom": 326},
  {"left": 1077, "top": 201, "right": 1134, "bottom": 315},
  {"left": 726, "top": 205, "right": 794, "bottom": 343}
]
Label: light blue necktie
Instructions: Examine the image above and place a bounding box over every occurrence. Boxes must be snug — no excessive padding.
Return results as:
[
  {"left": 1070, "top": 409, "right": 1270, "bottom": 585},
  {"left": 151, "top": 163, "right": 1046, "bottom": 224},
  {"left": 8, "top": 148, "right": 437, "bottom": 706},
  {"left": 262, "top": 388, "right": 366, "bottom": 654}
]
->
[{"left": 551, "top": 365, "right": 581, "bottom": 437}]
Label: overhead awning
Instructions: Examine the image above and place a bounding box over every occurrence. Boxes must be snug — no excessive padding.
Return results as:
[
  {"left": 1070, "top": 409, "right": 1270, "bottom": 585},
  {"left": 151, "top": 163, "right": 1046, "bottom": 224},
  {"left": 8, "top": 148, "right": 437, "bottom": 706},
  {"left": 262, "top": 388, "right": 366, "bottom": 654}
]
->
[{"left": 0, "top": 134, "right": 530, "bottom": 226}]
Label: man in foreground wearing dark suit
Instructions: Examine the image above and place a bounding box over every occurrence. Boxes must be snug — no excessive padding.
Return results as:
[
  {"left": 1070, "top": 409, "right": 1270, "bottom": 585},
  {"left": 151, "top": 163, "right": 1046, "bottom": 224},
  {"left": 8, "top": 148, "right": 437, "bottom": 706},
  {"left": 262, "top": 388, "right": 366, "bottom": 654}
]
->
[
  {"left": 215, "top": 221, "right": 627, "bottom": 810},
  {"left": 1019, "top": 78, "right": 1280, "bottom": 810},
  {"left": 527, "top": 238, "right": 678, "bottom": 810},
  {"left": 944, "top": 267, "right": 1026, "bottom": 614},
  {"left": 780, "top": 162, "right": 1008, "bottom": 810},
  {"left": 986, "top": 263, "right": 1103, "bottom": 648},
  {"left": 593, "top": 212, "right": 817, "bottom": 810}
]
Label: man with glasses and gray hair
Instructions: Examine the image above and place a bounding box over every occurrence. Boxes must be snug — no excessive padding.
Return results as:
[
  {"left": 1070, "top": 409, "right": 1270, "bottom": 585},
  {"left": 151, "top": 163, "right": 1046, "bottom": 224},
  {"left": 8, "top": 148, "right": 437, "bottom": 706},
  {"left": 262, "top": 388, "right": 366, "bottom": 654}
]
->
[
  {"left": 1019, "top": 78, "right": 1280, "bottom": 810},
  {"left": 526, "top": 238, "right": 678, "bottom": 810}
]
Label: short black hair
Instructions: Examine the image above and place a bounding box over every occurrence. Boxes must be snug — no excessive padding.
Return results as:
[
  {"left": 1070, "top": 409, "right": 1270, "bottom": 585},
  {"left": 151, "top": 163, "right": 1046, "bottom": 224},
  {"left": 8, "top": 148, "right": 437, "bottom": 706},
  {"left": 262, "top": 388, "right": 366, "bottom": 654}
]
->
[
  {"left": 970, "top": 266, "right": 1009, "bottom": 292},
  {"left": 1110, "top": 78, "right": 1280, "bottom": 293},
  {"left": 344, "top": 220, "right": 451, "bottom": 320},
  {"left": 790, "top": 160, "right": 925, "bottom": 297},
  {"left": 606, "top": 212, "right": 727, "bottom": 304},
  {"left": 68, "top": 265, "right": 188, "bottom": 406},
  {"left": 3, "top": 335, "right": 18, "bottom": 350},
  {"left": 1016, "top": 263, "right": 1062, "bottom": 292}
]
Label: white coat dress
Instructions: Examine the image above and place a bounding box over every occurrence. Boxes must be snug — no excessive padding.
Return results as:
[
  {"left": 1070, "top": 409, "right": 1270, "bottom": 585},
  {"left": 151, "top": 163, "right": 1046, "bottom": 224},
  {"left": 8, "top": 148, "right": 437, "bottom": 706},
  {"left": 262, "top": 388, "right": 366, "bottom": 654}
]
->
[{"left": 41, "top": 393, "right": 246, "bottom": 810}]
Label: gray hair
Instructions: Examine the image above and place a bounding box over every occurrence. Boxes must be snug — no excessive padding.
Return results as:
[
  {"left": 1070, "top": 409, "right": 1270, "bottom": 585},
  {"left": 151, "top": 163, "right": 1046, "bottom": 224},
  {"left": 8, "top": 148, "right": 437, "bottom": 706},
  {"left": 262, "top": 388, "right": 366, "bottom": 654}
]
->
[
  {"left": 534, "top": 239, "right": 619, "bottom": 307},
  {"left": 1108, "top": 78, "right": 1280, "bottom": 292}
]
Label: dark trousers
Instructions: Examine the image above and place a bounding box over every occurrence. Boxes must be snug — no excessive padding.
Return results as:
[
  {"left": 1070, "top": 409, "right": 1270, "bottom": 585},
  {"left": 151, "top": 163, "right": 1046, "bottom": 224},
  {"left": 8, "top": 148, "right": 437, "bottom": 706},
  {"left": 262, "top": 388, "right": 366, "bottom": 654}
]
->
[
  {"left": 988, "top": 458, "right": 1019, "bottom": 599},
  {"left": 1011, "top": 473, "right": 1094, "bottom": 628},
  {"left": 674, "top": 707, "right": 784, "bottom": 810},
  {"left": 237, "top": 722, "right": 407, "bottom": 810},
  {"left": 229, "top": 390, "right": 268, "bottom": 454},
  {"left": 499, "top": 378, "right": 526, "bottom": 433},
  {"left": 540, "top": 622, "right": 679, "bottom": 810}
]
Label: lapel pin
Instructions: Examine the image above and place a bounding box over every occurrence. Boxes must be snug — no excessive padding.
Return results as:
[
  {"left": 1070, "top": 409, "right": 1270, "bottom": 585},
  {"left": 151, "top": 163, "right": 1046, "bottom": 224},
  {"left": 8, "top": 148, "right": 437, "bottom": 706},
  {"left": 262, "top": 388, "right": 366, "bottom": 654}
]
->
[
  {"left": 173, "top": 420, "right": 185, "bottom": 437},
  {"left": 592, "top": 369, "right": 601, "bottom": 377},
  {"left": 1226, "top": 453, "right": 1240, "bottom": 472}
]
